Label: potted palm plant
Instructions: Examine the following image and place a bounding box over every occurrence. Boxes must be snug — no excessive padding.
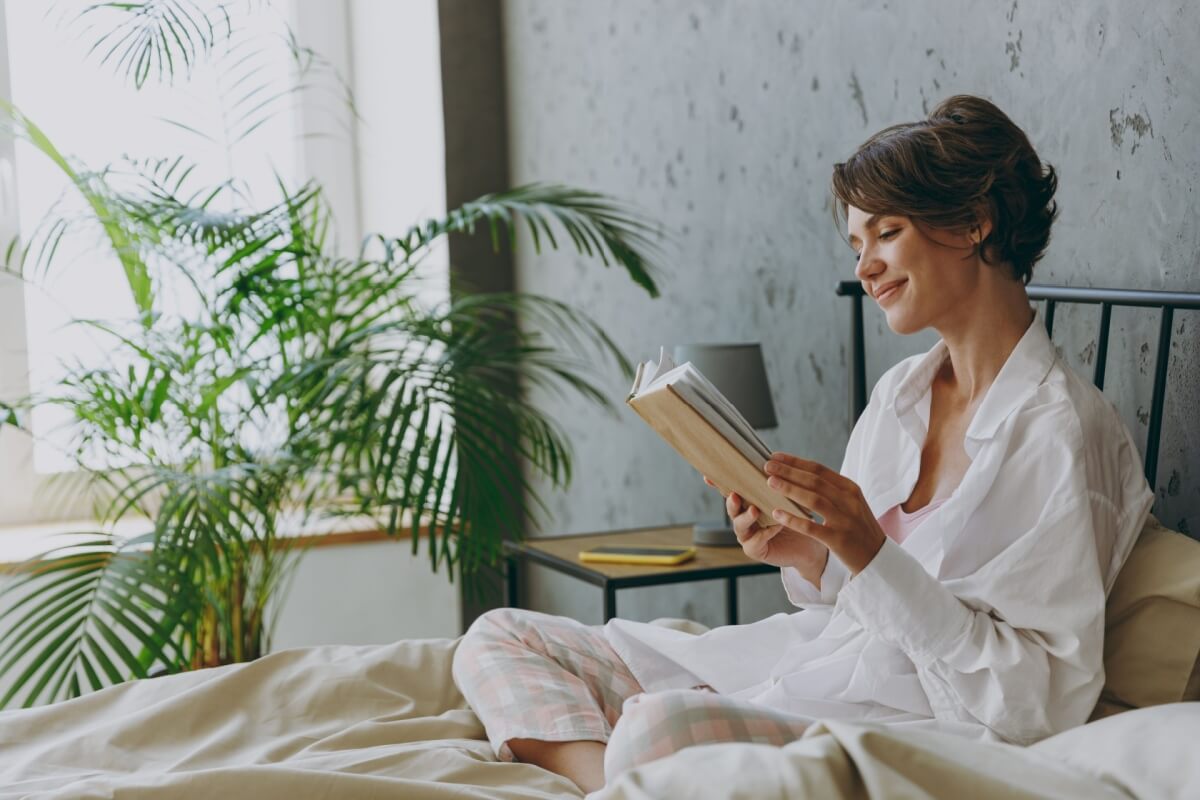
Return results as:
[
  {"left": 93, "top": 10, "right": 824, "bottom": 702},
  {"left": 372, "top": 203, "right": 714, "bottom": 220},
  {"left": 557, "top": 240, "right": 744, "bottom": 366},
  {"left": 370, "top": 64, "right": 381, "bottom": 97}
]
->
[{"left": 0, "top": 3, "right": 664, "bottom": 707}]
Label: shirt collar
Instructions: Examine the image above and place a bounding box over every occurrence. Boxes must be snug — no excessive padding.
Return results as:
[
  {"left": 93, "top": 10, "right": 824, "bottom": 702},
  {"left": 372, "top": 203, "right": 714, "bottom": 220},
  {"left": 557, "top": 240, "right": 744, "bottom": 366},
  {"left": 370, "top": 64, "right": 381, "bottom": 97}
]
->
[{"left": 889, "top": 308, "right": 1056, "bottom": 452}]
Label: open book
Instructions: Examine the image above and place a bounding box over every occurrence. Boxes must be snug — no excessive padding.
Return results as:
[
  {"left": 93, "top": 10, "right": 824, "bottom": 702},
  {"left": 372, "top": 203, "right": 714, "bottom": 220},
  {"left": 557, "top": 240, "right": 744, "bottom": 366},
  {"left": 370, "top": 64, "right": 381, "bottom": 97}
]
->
[{"left": 626, "top": 347, "right": 814, "bottom": 526}]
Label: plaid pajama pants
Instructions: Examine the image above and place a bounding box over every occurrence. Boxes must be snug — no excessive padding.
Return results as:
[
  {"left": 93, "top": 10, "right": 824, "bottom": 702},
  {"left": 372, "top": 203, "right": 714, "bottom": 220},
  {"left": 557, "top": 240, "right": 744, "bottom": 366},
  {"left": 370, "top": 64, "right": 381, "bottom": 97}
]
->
[{"left": 452, "top": 607, "right": 812, "bottom": 781}]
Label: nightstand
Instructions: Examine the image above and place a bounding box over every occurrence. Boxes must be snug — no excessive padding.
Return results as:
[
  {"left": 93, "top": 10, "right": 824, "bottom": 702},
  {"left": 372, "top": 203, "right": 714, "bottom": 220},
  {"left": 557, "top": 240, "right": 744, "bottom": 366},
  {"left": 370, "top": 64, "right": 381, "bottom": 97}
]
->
[{"left": 502, "top": 524, "right": 780, "bottom": 623}]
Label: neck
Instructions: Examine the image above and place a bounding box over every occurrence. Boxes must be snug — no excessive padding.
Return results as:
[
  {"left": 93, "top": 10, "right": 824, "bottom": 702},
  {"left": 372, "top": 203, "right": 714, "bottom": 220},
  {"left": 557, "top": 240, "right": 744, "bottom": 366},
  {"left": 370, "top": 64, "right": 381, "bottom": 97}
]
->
[{"left": 932, "top": 278, "right": 1037, "bottom": 406}]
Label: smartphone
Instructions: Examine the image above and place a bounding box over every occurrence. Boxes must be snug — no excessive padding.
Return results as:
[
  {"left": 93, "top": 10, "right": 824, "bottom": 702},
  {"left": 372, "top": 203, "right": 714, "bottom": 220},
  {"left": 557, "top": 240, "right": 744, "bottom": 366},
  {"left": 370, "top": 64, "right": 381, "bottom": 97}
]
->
[{"left": 578, "top": 545, "right": 696, "bottom": 566}]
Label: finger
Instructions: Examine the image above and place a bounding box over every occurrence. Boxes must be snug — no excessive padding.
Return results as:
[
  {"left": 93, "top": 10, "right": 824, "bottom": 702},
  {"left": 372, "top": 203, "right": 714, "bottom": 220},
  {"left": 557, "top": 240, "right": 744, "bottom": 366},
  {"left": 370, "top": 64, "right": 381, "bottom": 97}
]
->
[
  {"left": 731, "top": 502, "right": 756, "bottom": 530},
  {"left": 764, "top": 462, "right": 847, "bottom": 506},
  {"left": 703, "top": 475, "right": 714, "bottom": 486},
  {"left": 726, "top": 492, "right": 742, "bottom": 517},
  {"left": 766, "top": 476, "right": 840, "bottom": 522},
  {"left": 768, "top": 452, "right": 857, "bottom": 494},
  {"left": 736, "top": 512, "right": 781, "bottom": 545},
  {"left": 768, "top": 509, "right": 833, "bottom": 546}
]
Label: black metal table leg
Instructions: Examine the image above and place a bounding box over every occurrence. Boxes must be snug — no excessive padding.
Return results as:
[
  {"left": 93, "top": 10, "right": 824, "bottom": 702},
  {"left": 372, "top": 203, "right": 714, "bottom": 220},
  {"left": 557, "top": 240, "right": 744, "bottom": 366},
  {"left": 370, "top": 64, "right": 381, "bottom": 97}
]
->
[
  {"left": 726, "top": 575, "right": 738, "bottom": 625},
  {"left": 604, "top": 583, "right": 617, "bottom": 622},
  {"left": 506, "top": 555, "right": 519, "bottom": 608}
]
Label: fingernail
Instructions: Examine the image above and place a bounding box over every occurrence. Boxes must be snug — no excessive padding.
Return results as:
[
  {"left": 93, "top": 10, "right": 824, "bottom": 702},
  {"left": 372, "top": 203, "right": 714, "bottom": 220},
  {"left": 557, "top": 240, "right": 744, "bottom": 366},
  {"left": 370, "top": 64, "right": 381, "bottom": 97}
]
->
[
  {"left": 767, "top": 477, "right": 781, "bottom": 488},
  {"left": 772, "top": 510, "right": 785, "bottom": 521}
]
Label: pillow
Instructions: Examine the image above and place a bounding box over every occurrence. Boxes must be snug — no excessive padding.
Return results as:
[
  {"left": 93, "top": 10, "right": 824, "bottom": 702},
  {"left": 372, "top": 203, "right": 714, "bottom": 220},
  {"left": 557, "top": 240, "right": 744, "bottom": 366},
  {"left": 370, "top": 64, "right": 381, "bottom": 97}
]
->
[
  {"left": 1034, "top": 703, "right": 1200, "bottom": 798},
  {"left": 1092, "top": 513, "right": 1200, "bottom": 719}
]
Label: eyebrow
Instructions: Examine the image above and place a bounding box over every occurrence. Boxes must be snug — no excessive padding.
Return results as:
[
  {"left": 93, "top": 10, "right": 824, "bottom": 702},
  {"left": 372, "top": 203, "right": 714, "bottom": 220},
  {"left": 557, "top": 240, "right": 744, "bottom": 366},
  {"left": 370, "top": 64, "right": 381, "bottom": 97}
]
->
[{"left": 847, "top": 214, "right": 890, "bottom": 248}]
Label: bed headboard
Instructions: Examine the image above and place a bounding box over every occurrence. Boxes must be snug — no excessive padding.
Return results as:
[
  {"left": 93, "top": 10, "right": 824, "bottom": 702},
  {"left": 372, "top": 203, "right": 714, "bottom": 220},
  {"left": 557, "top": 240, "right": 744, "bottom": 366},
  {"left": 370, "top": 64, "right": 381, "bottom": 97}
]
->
[{"left": 835, "top": 281, "right": 1200, "bottom": 529}]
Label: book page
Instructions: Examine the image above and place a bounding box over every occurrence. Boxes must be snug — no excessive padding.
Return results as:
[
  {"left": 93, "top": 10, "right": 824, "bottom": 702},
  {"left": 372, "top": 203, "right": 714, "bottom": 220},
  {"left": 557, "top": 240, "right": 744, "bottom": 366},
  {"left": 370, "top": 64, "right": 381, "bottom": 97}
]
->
[
  {"left": 629, "top": 346, "right": 675, "bottom": 397},
  {"left": 630, "top": 347, "right": 772, "bottom": 465},
  {"left": 671, "top": 380, "right": 771, "bottom": 464}
]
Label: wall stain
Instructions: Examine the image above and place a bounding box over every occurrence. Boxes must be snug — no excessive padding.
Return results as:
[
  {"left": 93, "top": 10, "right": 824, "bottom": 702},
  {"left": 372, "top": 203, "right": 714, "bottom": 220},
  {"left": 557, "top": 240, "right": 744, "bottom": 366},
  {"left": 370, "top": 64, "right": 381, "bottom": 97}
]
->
[
  {"left": 1109, "top": 107, "right": 1154, "bottom": 154},
  {"left": 812, "top": 76, "right": 819, "bottom": 92},
  {"left": 1167, "top": 469, "right": 1181, "bottom": 497},
  {"left": 809, "top": 352, "right": 824, "bottom": 385},
  {"left": 1006, "top": 29, "right": 1023, "bottom": 72},
  {"left": 849, "top": 71, "right": 868, "bottom": 126},
  {"left": 1079, "top": 339, "right": 1096, "bottom": 365}
]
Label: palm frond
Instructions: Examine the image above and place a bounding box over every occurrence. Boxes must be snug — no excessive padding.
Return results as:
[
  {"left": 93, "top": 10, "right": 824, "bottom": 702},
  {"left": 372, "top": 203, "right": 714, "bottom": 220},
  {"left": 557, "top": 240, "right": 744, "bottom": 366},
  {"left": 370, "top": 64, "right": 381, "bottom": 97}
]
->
[
  {"left": 0, "top": 533, "right": 184, "bottom": 708},
  {"left": 387, "top": 183, "right": 667, "bottom": 298},
  {"left": 72, "top": 0, "right": 233, "bottom": 88},
  {"left": 0, "top": 99, "right": 155, "bottom": 318}
]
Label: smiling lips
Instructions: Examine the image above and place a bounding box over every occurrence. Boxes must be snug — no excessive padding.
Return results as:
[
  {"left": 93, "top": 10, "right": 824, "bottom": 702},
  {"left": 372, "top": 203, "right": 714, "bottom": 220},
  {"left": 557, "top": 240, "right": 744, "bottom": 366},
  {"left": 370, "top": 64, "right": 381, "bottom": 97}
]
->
[{"left": 875, "top": 280, "right": 907, "bottom": 304}]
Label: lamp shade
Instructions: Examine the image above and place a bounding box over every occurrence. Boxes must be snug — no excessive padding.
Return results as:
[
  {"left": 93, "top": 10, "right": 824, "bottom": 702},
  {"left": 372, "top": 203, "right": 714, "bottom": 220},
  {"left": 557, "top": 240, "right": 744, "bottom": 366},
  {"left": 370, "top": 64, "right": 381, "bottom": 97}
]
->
[{"left": 672, "top": 343, "right": 777, "bottom": 429}]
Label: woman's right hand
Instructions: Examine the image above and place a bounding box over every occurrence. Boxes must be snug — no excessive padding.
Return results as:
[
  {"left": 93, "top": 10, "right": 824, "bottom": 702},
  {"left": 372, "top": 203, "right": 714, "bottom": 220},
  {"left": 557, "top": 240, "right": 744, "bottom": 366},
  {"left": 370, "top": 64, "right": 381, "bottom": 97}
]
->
[{"left": 703, "top": 476, "right": 829, "bottom": 583}]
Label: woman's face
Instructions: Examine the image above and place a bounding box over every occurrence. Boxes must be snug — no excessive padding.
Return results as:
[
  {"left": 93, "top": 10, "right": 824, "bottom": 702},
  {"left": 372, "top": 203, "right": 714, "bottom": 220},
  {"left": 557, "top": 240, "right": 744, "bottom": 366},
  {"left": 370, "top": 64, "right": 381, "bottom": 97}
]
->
[{"left": 846, "top": 205, "right": 981, "bottom": 335}]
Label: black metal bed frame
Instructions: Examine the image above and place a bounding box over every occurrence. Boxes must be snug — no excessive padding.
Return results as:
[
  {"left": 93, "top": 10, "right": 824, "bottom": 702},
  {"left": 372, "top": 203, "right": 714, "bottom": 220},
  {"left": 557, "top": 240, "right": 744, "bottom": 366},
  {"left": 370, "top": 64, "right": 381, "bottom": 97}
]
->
[{"left": 835, "top": 281, "right": 1200, "bottom": 491}]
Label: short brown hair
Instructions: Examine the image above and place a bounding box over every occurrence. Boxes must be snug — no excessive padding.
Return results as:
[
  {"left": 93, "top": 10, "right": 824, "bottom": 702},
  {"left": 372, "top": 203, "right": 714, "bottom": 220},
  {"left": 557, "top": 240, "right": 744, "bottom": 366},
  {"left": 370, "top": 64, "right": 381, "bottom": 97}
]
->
[{"left": 830, "top": 94, "right": 1059, "bottom": 285}]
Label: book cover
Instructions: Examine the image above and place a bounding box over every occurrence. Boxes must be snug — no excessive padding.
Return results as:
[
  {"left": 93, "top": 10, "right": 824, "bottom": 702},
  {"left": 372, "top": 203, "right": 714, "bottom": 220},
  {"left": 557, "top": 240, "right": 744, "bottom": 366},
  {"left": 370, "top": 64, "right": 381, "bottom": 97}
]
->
[{"left": 626, "top": 350, "right": 813, "bottom": 526}]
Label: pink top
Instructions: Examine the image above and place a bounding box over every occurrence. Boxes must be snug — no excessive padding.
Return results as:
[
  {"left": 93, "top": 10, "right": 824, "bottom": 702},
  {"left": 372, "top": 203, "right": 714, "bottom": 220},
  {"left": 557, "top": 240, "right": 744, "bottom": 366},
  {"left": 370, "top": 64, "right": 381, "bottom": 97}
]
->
[{"left": 876, "top": 496, "right": 949, "bottom": 545}]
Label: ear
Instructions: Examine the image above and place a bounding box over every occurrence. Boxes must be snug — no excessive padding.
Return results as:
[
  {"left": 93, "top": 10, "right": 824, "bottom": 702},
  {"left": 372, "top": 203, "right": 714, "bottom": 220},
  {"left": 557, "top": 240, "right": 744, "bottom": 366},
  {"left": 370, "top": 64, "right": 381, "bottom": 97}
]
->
[{"left": 971, "top": 206, "right": 993, "bottom": 243}]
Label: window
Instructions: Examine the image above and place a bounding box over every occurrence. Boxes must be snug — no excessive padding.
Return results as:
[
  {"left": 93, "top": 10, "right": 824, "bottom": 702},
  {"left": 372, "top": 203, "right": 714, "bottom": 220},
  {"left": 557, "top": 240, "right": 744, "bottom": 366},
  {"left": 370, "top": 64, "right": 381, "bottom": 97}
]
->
[{"left": 0, "top": 0, "right": 446, "bottom": 525}]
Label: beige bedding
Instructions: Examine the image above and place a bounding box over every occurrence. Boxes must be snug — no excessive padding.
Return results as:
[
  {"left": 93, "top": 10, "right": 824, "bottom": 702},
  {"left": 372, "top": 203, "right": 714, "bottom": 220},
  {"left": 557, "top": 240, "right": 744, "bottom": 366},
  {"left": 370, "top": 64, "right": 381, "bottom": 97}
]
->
[
  {"left": 0, "top": 638, "right": 582, "bottom": 799},
  {"left": 1, "top": 635, "right": 1195, "bottom": 799}
]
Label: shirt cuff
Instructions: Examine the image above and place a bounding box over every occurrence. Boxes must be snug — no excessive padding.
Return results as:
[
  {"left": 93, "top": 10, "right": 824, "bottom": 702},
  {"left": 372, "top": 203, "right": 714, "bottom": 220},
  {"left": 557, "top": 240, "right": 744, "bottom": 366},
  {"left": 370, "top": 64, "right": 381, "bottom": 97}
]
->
[
  {"left": 781, "top": 553, "right": 848, "bottom": 606},
  {"left": 836, "top": 538, "right": 973, "bottom": 666}
]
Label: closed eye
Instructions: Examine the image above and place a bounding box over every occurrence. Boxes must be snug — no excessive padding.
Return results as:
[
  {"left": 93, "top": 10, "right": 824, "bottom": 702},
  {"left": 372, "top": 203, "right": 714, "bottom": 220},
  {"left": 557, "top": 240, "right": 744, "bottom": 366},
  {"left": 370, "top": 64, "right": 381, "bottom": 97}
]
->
[{"left": 851, "top": 228, "right": 901, "bottom": 261}]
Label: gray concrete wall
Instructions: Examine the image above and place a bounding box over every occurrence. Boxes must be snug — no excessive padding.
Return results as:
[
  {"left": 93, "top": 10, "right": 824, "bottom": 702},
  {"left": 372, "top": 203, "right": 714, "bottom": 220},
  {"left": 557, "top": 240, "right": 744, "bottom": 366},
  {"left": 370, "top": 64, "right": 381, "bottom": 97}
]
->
[{"left": 500, "top": 0, "right": 1200, "bottom": 627}]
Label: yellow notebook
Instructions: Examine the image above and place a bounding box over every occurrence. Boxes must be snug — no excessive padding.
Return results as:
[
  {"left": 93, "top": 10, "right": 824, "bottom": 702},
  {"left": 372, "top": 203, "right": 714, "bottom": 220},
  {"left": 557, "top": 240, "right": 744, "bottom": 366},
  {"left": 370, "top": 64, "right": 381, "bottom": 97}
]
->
[
  {"left": 579, "top": 545, "right": 696, "bottom": 566},
  {"left": 626, "top": 348, "right": 814, "bottom": 526}
]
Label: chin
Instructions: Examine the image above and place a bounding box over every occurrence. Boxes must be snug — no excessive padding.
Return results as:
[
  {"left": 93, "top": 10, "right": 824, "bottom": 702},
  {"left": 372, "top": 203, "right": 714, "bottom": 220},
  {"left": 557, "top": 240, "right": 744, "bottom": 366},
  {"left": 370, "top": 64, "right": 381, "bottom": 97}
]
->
[{"left": 883, "top": 309, "right": 925, "bottom": 336}]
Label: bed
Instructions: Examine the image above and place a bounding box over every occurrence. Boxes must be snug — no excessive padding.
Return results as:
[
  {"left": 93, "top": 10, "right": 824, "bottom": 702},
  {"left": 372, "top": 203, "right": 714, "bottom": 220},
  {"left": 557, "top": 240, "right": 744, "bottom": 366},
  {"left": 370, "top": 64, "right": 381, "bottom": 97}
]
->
[{"left": 1, "top": 282, "right": 1198, "bottom": 799}]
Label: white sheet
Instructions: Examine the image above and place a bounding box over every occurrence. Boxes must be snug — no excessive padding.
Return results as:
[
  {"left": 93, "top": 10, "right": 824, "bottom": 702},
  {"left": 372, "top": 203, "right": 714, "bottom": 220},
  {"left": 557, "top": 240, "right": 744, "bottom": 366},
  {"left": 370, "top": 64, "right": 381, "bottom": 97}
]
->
[
  {"left": 595, "top": 703, "right": 1200, "bottom": 799},
  {"left": 2, "top": 634, "right": 1194, "bottom": 799}
]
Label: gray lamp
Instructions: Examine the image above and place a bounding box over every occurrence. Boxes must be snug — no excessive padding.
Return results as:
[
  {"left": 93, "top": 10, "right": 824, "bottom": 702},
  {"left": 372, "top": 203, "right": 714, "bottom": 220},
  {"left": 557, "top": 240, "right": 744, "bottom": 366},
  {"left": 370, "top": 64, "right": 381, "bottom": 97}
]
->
[{"left": 673, "top": 343, "right": 777, "bottom": 547}]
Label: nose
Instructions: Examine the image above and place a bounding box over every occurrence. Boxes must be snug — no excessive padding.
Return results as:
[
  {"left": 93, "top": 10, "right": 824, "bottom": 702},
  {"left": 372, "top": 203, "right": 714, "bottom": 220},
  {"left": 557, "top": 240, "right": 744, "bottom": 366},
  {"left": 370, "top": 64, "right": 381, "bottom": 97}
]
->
[{"left": 854, "top": 243, "right": 884, "bottom": 283}]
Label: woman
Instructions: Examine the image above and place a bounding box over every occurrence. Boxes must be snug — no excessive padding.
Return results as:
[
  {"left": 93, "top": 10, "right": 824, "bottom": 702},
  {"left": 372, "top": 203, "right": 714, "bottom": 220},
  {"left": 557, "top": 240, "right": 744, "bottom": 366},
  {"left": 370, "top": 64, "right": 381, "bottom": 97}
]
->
[{"left": 451, "top": 94, "right": 1154, "bottom": 795}]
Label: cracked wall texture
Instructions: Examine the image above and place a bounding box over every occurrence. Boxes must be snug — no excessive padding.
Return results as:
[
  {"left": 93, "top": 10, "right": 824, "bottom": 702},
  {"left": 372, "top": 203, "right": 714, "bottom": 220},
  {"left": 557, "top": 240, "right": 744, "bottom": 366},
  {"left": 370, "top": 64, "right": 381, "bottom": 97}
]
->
[{"left": 500, "top": 0, "right": 1200, "bottom": 626}]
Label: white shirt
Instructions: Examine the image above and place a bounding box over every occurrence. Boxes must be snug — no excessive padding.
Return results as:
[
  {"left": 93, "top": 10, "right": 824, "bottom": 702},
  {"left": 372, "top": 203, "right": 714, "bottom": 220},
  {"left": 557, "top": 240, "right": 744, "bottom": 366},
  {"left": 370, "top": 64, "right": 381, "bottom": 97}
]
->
[{"left": 605, "top": 311, "right": 1154, "bottom": 745}]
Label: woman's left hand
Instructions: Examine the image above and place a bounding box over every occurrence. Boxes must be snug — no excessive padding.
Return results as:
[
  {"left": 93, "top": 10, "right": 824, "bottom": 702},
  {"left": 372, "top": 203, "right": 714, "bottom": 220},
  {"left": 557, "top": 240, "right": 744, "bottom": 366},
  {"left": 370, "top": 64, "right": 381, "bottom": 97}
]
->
[{"left": 763, "top": 451, "right": 887, "bottom": 575}]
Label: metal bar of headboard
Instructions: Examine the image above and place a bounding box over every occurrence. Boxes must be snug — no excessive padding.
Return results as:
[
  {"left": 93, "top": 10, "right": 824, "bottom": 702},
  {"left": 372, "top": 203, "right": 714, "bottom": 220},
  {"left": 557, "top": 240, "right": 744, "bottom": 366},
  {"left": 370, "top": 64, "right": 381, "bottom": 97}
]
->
[
  {"left": 835, "top": 281, "right": 1200, "bottom": 491},
  {"left": 1145, "top": 307, "right": 1174, "bottom": 489},
  {"left": 1094, "top": 303, "right": 1112, "bottom": 390}
]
